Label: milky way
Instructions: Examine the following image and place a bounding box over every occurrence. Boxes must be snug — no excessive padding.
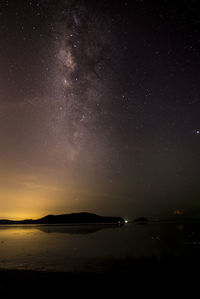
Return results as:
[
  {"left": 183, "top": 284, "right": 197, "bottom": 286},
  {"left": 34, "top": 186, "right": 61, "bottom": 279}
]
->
[{"left": 53, "top": 2, "right": 116, "bottom": 164}]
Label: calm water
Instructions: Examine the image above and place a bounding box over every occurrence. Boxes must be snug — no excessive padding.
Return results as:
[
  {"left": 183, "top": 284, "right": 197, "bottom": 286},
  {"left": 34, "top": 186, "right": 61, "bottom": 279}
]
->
[{"left": 0, "top": 222, "right": 199, "bottom": 272}]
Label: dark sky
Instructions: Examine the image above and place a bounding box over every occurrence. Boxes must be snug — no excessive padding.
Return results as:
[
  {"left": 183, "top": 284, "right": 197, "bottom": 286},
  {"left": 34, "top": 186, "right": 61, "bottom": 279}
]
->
[{"left": 0, "top": 0, "right": 200, "bottom": 219}]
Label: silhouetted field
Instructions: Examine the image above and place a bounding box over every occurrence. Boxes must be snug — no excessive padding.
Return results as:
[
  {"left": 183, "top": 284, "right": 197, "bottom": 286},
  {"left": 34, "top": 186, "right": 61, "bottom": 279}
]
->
[{"left": 0, "top": 254, "right": 198, "bottom": 298}]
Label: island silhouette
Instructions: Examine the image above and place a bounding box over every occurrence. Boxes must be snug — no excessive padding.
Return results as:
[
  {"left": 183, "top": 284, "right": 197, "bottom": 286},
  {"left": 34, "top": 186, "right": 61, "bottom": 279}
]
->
[{"left": 0, "top": 212, "right": 125, "bottom": 225}]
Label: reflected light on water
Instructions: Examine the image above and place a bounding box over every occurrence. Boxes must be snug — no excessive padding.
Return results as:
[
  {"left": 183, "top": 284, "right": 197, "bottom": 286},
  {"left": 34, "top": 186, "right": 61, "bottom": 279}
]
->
[
  {"left": 0, "top": 226, "right": 39, "bottom": 236},
  {"left": 176, "top": 225, "right": 184, "bottom": 231},
  {"left": 0, "top": 223, "right": 198, "bottom": 272}
]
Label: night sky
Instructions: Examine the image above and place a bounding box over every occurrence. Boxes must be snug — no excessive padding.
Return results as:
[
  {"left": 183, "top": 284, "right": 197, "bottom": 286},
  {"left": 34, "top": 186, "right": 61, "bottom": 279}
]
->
[{"left": 0, "top": 0, "right": 200, "bottom": 220}]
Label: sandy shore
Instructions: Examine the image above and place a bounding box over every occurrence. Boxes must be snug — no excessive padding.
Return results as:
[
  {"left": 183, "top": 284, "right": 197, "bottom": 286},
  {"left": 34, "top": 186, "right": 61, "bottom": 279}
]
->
[{"left": 0, "top": 255, "right": 198, "bottom": 298}]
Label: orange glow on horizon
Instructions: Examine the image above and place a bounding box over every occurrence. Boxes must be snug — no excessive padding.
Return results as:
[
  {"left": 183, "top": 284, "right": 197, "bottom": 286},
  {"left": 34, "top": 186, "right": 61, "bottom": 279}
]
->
[{"left": 173, "top": 209, "right": 183, "bottom": 215}]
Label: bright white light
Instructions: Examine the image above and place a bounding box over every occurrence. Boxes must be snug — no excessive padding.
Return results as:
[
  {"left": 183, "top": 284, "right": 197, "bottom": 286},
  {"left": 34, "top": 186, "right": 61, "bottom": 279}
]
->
[
  {"left": 125, "top": 220, "right": 128, "bottom": 223},
  {"left": 194, "top": 129, "right": 200, "bottom": 135}
]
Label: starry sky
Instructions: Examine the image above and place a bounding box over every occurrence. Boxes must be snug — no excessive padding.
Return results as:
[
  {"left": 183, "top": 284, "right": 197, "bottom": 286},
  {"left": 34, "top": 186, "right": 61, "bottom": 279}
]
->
[{"left": 0, "top": 0, "right": 200, "bottom": 220}]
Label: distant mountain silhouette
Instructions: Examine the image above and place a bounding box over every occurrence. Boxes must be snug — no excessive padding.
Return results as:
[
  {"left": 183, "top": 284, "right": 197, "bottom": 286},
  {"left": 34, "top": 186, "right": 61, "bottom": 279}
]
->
[{"left": 0, "top": 212, "right": 124, "bottom": 225}]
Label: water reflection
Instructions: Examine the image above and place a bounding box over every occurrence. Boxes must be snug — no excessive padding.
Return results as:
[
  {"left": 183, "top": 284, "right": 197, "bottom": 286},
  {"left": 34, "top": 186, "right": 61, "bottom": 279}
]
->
[
  {"left": 0, "top": 224, "right": 121, "bottom": 235},
  {"left": 0, "top": 223, "right": 198, "bottom": 272},
  {"left": 37, "top": 224, "right": 121, "bottom": 235},
  {"left": 176, "top": 224, "right": 184, "bottom": 231}
]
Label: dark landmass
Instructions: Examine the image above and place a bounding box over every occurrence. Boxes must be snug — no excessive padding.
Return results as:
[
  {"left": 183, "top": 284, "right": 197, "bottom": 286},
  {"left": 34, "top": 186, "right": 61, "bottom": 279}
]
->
[
  {"left": 0, "top": 212, "right": 124, "bottom": 225},
  {"left": 134, "top": 217, "right": 148, "bottom": 223},
  {"left": 0, "top": 254, "right": 199, "bottom": 298}
]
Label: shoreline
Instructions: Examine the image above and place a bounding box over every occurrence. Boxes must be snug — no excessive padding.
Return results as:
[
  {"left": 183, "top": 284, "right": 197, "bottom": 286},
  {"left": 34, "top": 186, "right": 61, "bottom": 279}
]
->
[{"left": 0, "top": 256, "right": 199, "bottom": 298}]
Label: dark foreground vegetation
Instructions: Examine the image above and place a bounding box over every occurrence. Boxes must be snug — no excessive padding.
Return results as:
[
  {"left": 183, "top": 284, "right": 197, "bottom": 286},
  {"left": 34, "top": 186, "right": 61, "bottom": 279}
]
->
[{"left": 0, "top": 253, "right": 199, "bottom": 298}]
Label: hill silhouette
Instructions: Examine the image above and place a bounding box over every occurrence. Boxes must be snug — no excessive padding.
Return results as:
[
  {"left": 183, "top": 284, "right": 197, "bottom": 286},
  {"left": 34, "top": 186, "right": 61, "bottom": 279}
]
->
[{"left": 0, "top": 212, "right": 124, "bottom": 225}]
